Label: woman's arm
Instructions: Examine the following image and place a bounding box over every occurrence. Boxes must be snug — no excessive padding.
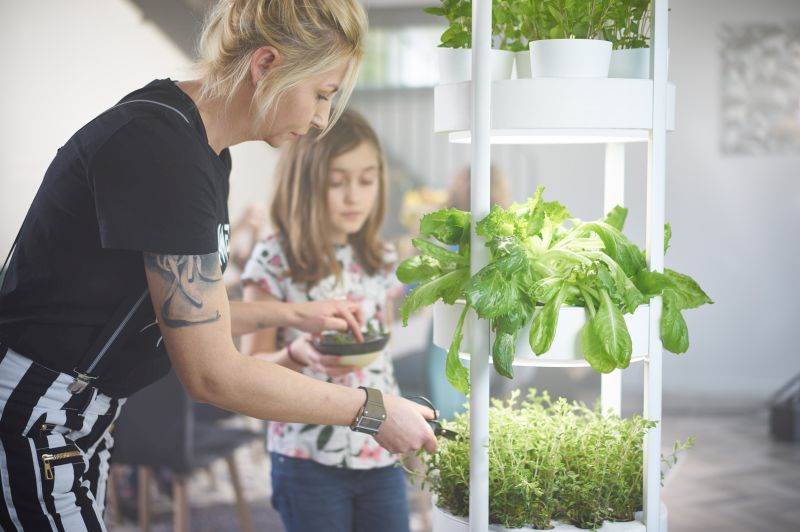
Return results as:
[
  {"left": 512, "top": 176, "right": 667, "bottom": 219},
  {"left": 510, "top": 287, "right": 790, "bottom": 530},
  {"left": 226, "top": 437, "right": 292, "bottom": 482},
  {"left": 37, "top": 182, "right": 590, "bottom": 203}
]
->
[{"left": 143, "top": 251, "right": 434, "bottom": 453}]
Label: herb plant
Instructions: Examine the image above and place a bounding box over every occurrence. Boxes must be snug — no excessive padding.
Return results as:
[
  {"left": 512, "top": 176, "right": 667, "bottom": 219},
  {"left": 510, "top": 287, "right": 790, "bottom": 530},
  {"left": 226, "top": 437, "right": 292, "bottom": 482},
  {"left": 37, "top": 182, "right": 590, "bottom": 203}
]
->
[
  {"left": 493, "top": 0, "right": 547, "bottom": 52},
  {"left": 424, "top": 0, "right": 472, "bottom": 49},
  {"left": 408, "top": 389, "right": 692, "bottom": 529},
  {"left": 539, "top": 0, "right": 617, "bottom": 40},
  {"left": 426, "top": 0, "right": 622, "bottom": 51},
  {"left": 397, "top": 187, "right": 712, "bottom": 393},
  {"left": 320, "top": 319, "right": 385, "bottom": 345},
  {"left": 603, "top": 0, "right": 652, "bottom": 49}
]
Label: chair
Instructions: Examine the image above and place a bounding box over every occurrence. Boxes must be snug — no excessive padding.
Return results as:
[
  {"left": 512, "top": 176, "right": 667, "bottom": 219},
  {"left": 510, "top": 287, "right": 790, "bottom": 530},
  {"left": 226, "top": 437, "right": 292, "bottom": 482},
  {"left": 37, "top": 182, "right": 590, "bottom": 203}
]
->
[{"left": 109, "top": 369, "right": 262, "bottom": 532}]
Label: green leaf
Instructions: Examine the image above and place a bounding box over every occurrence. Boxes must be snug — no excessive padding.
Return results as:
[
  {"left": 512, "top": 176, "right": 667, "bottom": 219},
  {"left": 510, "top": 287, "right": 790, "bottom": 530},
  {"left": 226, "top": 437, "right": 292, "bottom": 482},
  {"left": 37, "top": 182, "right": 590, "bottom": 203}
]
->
[
  {"left": 412, "top": 238, "right": 468, "bottom": 269},
  {"left": 581, "top": 222, "right": 647, "bottom": 277},
  {"left": 299, "top": 424, "right": 318, "bottom": 433},
  {"left": 316, "top": 425, "right": 333, "bottom": 450},
  {"left": 632, "top": 269, "right": 670, "bottom": 298},
  {"left": 592, "top": 289, "right": 633, "bottom": 368},
  {"left": 492, "top": 242, "right": 530, "bottom": 277},
  {"left": 423, "top": 6, "right": 446, "bottom": 16},
  {"left": 604, "top": 205, "right": 628, "bottom": 231},
  {"left": 396, "top": 255, "right": 442, "bottom": 284},
  {"left": 661, "top": 290, "right": 689, "bottom": 353},
  {"left": 663, "top": 269, "right": 713, "bottom": 309},
  {"left": 446, "top": 303, "right": 471, "bottom": 394},
  {"left": 581, "top": 319, "right": 617, "bottom": 373},
  {"left": 420, "top": 208, "right": 471, "bottom": 246},
  {"left": 542, "top": 201, "right": 571, "bottom": 228},
  {"left": 664, "top": 223, "right": 672, "bottom": 255},
  {"left": 466, "top": 263, "right": 520, "bottom": 319},
  {"left": 531, "top": 276, "right": 566, "bottom": 303},
  {"left": 476, "top": 205, "right": 525, "bottom": 240},
  {"left": 492, "top": 329, "right": 516, "bottom": 380},
  {"left": 400, "top": 267, "right": 470, "bottom": 325},
  {"left": 529, "top": 284, "right": 567, "bottom": 355},
  {"left": 634, "top": 269, "right": 712, "bottom": 310}
]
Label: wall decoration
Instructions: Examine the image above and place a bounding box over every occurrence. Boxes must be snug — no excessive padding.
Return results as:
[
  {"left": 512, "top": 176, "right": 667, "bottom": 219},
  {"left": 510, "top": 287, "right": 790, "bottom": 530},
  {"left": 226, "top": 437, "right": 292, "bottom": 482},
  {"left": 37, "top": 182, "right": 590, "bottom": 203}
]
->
[{"left": 720, "top": 23, "right": 800, "bottom": 155}]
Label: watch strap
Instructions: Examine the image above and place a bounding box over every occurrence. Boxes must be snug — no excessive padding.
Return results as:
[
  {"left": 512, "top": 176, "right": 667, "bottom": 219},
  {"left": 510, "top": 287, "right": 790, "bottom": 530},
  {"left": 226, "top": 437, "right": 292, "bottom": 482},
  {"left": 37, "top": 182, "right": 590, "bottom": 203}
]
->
[{"left": 350, "top": 386, "right": 386, "bottom": 434}]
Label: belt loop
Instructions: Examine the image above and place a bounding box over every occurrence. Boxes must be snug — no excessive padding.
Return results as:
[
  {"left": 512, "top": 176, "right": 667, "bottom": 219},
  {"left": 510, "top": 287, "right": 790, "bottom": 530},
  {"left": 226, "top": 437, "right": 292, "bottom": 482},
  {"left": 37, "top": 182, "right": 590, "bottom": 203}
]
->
[{"left": 73, "top": 386, "right": 99, "bottom": 415}]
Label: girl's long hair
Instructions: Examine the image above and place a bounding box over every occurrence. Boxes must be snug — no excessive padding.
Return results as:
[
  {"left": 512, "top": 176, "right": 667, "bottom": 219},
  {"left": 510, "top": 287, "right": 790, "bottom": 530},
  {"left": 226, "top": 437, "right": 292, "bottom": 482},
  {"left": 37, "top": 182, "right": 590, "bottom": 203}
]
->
[{"left": 270, "top": 109, "right": 388, "bottom": 285}]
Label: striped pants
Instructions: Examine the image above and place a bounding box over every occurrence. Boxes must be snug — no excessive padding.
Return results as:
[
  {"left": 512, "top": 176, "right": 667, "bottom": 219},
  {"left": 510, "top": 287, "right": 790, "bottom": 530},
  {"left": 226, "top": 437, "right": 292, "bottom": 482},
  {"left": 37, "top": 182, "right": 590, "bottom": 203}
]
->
[{"left": 0, "top": 347, "right": 124, "bottom": 531}]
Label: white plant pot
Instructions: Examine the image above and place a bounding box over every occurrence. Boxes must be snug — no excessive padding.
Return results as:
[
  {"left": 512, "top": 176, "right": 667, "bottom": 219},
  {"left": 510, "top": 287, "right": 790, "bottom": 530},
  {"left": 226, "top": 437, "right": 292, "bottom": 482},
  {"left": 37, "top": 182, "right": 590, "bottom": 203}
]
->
[
  {"left": 609, "top": 48, "right": 650, "bottom": 79},
  {"left": 514, "top": 50, "right": 532, "bottom": 78},
  {"left": 437, "top": 48, "right": 515, "bottom": 84},
  {"left": 529, "top": 39, "right": 612, "bottom": 78},
  {"left": 432, "top": 503, "right": 669, "bottom": 532},
  {"left": 432, "top": 300, "right": 649, "bottom": 366}
]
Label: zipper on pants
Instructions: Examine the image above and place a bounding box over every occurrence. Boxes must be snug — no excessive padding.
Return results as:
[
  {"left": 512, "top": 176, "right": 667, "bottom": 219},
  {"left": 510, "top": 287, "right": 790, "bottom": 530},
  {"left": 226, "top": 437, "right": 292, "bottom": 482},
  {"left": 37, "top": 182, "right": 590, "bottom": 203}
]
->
[{"left": 41, "top": 450, "right": 82, "bottom": 480}]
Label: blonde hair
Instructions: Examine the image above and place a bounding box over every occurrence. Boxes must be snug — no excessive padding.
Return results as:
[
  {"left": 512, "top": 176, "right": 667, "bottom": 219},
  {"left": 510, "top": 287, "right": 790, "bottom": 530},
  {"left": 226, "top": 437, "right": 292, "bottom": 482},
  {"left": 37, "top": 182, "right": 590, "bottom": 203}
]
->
[
  {"left": 196, "top": 0, "right": 367, "bottom": 133},
  {"left": 271, "top": 110, "right": 388, "bottom": 285}
]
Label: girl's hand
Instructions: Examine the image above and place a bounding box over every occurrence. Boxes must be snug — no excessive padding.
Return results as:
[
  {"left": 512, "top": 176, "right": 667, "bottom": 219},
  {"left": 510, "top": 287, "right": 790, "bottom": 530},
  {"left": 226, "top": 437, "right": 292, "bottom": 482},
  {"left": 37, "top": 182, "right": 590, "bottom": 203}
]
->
[
  {"left": 289, "top": 300, "right": 365, "bottom": 341},
  {"left": 287, "top": 335, "right": 358, "bottom": 377}
]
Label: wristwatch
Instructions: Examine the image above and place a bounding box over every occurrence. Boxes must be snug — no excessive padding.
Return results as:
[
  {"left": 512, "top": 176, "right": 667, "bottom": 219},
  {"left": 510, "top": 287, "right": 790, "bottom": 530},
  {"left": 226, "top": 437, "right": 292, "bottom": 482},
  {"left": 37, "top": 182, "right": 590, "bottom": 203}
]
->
[{"left": 350, "top": 386, "right": 386, "bottom": 435}]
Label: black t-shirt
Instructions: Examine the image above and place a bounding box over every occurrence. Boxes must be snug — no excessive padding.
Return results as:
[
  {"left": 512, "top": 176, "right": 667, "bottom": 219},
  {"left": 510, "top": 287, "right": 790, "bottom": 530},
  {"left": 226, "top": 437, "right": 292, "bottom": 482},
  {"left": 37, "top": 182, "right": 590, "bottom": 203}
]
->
[{"left": 0, "top": 79, "right": 231, "bottom": 398}]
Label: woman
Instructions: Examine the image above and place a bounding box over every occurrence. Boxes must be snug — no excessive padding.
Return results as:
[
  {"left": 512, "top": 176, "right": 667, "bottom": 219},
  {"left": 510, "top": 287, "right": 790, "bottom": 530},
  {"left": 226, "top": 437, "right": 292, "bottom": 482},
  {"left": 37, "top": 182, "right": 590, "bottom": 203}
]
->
[{"left": 0, "top": 1, "right": 436, "bottom": 530}]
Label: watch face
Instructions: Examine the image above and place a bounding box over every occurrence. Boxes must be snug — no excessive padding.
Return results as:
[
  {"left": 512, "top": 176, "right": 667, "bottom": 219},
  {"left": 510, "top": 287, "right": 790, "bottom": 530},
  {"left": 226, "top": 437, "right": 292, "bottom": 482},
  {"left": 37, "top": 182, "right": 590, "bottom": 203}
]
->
[{"left": 359, "top": 417, "right": 383, "bottom": 431}]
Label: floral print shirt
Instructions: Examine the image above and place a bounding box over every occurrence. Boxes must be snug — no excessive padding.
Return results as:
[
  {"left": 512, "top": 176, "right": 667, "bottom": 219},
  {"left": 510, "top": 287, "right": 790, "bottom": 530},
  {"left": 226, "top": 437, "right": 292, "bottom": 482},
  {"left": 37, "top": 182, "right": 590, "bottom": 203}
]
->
[{"left": 241, "top": 234, "right": 404, "bottom": 469}]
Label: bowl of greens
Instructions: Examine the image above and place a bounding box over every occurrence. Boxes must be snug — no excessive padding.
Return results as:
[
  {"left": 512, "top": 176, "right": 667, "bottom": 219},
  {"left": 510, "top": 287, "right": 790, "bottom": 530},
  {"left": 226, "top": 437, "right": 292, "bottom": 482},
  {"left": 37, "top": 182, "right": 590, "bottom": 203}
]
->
[{"left": 313, "top": 321, "right": 390, "bottom": 367}]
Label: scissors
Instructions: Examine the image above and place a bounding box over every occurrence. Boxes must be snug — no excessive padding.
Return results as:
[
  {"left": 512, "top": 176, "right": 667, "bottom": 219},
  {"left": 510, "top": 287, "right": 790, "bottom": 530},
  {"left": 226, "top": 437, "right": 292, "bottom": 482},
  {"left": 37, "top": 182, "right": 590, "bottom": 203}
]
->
[{"left": 408, "top": 395, "right": 461, "bottom": 440}]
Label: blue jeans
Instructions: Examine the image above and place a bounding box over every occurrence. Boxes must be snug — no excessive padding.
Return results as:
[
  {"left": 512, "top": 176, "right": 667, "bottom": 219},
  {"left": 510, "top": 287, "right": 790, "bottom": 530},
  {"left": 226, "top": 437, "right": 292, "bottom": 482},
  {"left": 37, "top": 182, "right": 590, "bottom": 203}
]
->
[{"left": 270, "top": 453, "right": 410, "bottom": 532}]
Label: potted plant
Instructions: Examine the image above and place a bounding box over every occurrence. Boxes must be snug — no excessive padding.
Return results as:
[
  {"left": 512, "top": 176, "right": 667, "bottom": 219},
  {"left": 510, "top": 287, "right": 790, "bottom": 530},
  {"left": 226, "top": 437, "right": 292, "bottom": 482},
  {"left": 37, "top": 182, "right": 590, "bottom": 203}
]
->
[
  {"left": 604, "top": 0, "right": 653, "bottom": 78},
  {"left": 408, "top": 389, "right": 690, "bottom": 531},
  {"left": 425, "top": 0, "right": 515, "bottom": 83},
  {"left": 397, "top": 187, "right": 712, "bottom": 393},
  {"left": 493, "top": 0, "right": 549, "bottom": 78},
  {"left": 525, "top": 0, "right": 616, "bottom": 78}
]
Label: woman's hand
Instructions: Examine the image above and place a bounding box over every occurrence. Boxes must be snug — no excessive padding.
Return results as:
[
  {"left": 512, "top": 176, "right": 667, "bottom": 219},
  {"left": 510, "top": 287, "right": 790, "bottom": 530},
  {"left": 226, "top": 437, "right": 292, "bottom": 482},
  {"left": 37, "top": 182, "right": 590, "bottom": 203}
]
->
[
  {"left": 286, "top": 335, "right": 358, "bottom": 377},
  {"left": 289, "top": 300, "right": 365, "bottom": 341},
  {"left": 374, "top": 395, "right": 438, "bottom": 454}
]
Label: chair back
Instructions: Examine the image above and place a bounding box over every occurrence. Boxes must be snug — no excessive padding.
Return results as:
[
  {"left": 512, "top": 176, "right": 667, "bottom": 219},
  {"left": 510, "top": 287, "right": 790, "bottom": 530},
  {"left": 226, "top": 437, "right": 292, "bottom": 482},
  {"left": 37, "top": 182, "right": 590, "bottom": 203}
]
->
[{"left": 112, "top": 369, "right": 194, "bottom": 472}]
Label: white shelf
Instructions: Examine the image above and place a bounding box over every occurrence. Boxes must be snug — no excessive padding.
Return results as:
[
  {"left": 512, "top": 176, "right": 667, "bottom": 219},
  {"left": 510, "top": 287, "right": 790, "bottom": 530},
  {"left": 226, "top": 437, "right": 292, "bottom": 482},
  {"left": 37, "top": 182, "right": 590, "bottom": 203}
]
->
[
  {"left": 433, "top": 300, "right": 650, "bottom": 368},
  {"left": 432, "top": 504, "right": 669, "bottom": 532},
  {"left": 434, "top": 78, "right": 675, "bottom": 143}
]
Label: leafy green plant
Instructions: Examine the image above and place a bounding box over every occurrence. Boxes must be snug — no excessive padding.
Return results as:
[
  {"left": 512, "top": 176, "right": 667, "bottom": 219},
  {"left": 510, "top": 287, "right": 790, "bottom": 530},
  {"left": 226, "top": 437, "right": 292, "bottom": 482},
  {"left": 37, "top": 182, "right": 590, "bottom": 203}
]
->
[
  {"left": 493, "top": 0, "right": 548, "bottom": 52},
  {"left": 427, "top": 0, "right": 620, "bottom": 52},
  {"left": 603, "top": 0, "right": 651, "bottom": 49},
  {"left": 424, "top": 0, "right": 472, "bottom": 49},
  {"left": 539, "top": 0, "right": 617, "bottom": 40},
  {"left": 425, "top": 0, "right": 519, "bottom": 51},
  {"left": 397, "top": 187, "right": 712, "bottom": 393},
  {"left": 407, "top": 389, "right": 692, "bottom": 529}
]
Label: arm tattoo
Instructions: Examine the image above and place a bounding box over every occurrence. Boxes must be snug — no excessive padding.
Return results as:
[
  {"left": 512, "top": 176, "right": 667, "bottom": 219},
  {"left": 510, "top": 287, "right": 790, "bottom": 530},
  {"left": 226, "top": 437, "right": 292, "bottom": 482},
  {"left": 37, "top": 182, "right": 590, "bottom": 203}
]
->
[{"left": 144, "top": 253, "right": 223, "bottom": 328}]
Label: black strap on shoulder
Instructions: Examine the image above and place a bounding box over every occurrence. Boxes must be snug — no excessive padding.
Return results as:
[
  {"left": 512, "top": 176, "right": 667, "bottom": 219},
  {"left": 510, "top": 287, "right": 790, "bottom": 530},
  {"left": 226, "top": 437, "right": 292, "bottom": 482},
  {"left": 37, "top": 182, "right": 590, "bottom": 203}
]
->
[
  {"left": 65, "top": 98, "right": 192, "bottom": 394},
  {"left": 0, "top": 228, "right": 20, "bottom": 292}
]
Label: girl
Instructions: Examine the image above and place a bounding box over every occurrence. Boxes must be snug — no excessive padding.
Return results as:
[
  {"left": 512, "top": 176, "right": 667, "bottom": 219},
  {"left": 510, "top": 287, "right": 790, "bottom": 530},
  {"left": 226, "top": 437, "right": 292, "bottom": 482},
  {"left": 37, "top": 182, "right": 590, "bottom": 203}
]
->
[
  {"left": 241, "top": 110, "right": 410, "bottom": 532},
  {"left": 0, "top": 1, "right": 435, "bottom": 529}
]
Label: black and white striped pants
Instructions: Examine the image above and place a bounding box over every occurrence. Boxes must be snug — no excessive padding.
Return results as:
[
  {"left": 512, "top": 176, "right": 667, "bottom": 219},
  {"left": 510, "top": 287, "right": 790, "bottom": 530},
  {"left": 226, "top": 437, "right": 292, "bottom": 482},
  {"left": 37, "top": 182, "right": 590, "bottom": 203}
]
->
[{"left": 0, "top": 347, "right": 124, "bottom": 531}]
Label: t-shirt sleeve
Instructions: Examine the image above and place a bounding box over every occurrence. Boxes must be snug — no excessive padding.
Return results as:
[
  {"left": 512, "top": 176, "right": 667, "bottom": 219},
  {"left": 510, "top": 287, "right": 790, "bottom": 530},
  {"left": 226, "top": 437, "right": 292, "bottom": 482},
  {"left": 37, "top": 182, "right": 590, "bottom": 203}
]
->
[
  {"left": 89, "top": 116, "right": 220, "bottom": 255},
  {"left": 241, "top": 235, "right": 289, "bottom": 300}
]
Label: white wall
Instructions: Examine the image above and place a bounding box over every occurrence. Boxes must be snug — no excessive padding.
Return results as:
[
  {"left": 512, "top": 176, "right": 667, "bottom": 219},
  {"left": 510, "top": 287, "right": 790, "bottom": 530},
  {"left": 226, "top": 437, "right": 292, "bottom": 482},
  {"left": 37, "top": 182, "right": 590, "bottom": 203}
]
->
[{"left": 0, "top": 0, "right": 278, "bottom": 259}]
